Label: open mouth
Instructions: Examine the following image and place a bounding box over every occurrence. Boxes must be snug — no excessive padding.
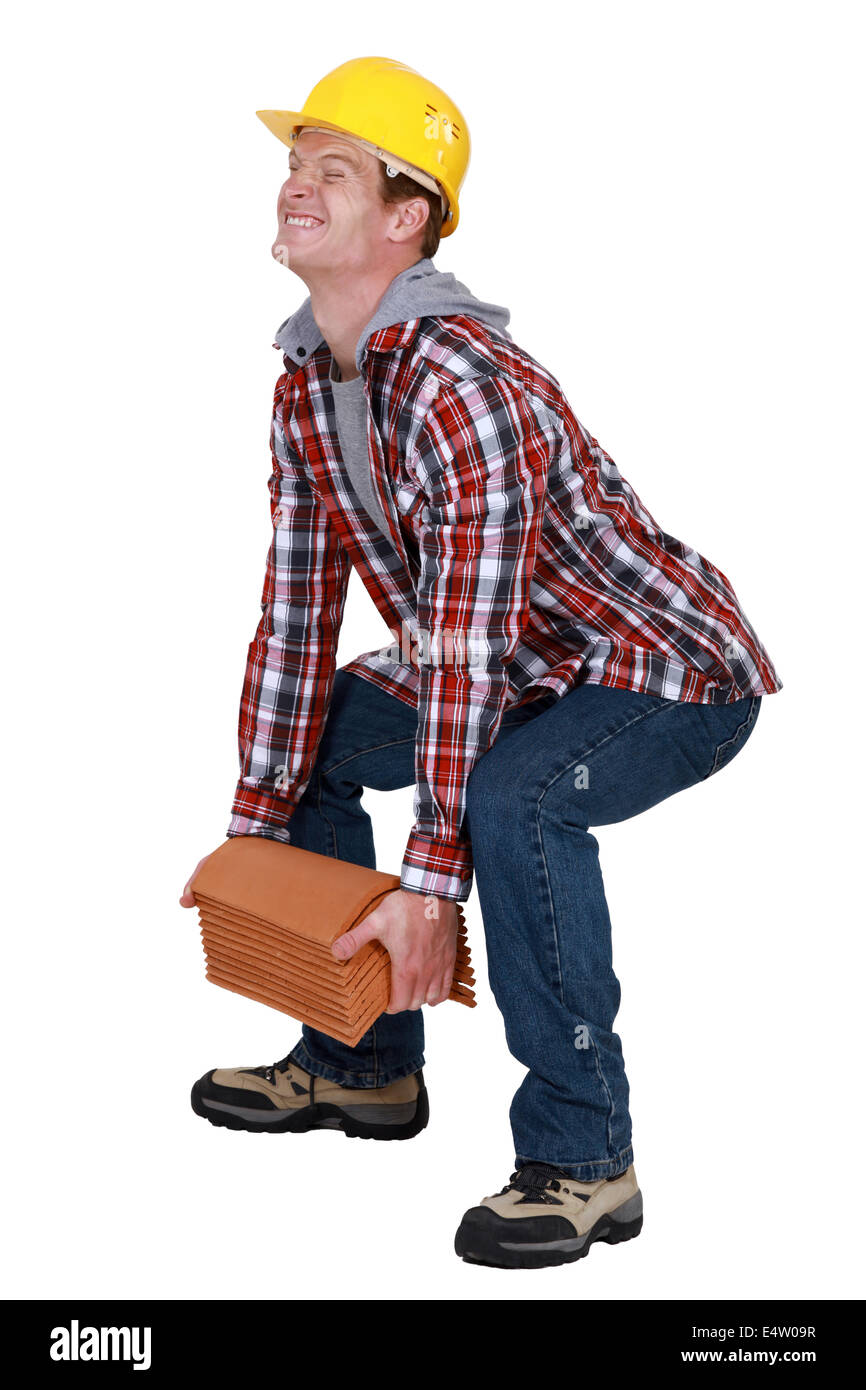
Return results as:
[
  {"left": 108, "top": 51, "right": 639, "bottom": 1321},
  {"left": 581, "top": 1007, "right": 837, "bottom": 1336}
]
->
[{"left": 282, "top": 213, "right": 325, "bottom": 229}]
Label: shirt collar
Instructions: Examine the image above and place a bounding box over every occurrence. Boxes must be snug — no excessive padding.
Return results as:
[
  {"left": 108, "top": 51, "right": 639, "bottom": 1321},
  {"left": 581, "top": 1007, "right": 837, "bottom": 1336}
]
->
[{"left": 272, "top": 262, "right": 429, "bottom": 372}]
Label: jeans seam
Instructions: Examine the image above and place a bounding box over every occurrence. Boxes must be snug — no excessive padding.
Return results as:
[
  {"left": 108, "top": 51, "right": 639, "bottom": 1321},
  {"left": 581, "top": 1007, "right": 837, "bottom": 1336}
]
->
[
  {"left": 708, "top": 696, "right": 760, "bottom": 776},
  {"left": 314, "top": 769, "right": 338, "bottom": 859},
  {"left": 531, "top": 801, "right": 564, "bottom": 1002},
  {"left": 515, "top": 1144, "right": 634, "bottom": 1179},
  {"left": 539, "top": 697, "right": 682, "bottom": 804},
  {"left": 591, "top": 1025, "right": 617, "bottom": 1157},
  {"left": 535, "top": 802, "right": 620, "bottom": 1156},
  {"left": 289, "top": 1039, "right": 423, "bottom": 1088},
  {"left": 321, "top": 736, "right": 416, "bottom": 779}
]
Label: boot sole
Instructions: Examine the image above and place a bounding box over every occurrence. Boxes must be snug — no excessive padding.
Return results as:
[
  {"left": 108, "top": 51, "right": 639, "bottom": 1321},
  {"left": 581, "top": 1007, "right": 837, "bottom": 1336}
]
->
[
  {"left": 454, "top": 1200, "right": 643, "bottom": 1270},
  {"left": 190, "top": 1074, "right": 429, "bottom": 1141}
]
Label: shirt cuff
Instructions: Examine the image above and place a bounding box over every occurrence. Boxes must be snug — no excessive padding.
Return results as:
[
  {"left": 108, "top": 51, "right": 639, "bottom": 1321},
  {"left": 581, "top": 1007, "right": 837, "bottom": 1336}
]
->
[
  {"left": 400, "top": 827, "right": 474, "bottom": 902},
  {"left": 228, "top": 780, "right": 295, "bottom": 843}
]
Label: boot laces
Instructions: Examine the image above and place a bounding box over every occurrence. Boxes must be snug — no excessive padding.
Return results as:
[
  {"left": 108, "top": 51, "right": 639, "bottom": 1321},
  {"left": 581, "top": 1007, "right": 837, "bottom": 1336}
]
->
[
  {"left": 502, "top": 1162, "right": 569, "bottom": 1204},
  {"left": 246, "top": 1052, "right": 294, "bottom": 1085}
]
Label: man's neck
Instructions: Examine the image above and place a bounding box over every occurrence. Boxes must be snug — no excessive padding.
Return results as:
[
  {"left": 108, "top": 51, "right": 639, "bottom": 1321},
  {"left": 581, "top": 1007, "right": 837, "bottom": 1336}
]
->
[{"left": 302, "top": 256, "right": 423, "bottom": 381}]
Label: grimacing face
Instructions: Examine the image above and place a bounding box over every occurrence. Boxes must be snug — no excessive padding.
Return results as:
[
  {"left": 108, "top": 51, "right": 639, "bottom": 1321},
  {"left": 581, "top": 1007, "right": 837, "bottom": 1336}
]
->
[{"left": 272, "top": 127, "right": 428, "bottom": 272}]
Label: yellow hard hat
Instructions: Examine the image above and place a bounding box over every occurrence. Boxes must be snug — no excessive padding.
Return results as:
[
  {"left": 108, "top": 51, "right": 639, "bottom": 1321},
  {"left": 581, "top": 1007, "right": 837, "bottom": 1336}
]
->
[{"left": 256, "top": 56, "right": 470, "bottom": 236}]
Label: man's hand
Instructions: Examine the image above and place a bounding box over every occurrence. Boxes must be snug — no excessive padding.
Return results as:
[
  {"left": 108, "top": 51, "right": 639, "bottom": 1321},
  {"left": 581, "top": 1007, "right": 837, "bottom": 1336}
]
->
[
  {"left": 332, "top": 889, "right": 458, "bottom": 1012},
  {"left": 179, "top": 853, "right": 214, "bottom": 908}
]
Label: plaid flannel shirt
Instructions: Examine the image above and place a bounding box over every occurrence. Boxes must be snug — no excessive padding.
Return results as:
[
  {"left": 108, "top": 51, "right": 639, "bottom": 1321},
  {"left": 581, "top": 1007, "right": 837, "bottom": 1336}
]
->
[{"left": 228, "top": 311, "right": 782, "bottom": 901}]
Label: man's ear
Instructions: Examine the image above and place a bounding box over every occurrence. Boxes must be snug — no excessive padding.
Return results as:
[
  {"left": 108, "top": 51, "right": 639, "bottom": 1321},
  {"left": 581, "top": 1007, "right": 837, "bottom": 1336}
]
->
[{"left": 388, "top": 196, "right": 430, "bottom": 244}]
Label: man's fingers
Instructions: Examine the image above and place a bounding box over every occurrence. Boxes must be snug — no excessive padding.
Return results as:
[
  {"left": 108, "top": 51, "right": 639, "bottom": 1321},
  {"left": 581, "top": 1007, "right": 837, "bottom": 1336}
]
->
[
  {"left": 179, "top": 855, "right": 210, "bottom": 908},
  {"left": 386, "top": 962, "right": 420, "bottom": 1015},
  {"left": 390, "top": 957, "right": 452, "bottom": 1012},
  {"left": 427, "top": 967, "right": 453, "bottom": 1006},
  {"left": 179, "top": 879, "right": 197, "bottom": 907},
  {"left": 332, "top": 915, "right": 380, "bottom": 962}
]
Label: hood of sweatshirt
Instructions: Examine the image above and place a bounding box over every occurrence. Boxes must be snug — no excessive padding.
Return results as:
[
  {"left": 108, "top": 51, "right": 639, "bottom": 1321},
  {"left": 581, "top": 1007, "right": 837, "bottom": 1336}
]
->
[{"left": 273, "top": 257, "right": 512, "bottom": 372}]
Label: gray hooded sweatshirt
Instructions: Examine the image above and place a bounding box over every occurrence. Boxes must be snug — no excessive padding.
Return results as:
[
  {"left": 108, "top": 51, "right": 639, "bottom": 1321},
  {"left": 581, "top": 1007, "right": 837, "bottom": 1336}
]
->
[{"left": 272, "top": 257, "right": 512, "bottom": 540}]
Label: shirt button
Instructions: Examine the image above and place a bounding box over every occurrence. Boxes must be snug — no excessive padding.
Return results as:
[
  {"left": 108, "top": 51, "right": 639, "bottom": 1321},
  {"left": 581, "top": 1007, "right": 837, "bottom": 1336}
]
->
[{"left": 297, "top": 346, "right": 306, "bottom": 357}]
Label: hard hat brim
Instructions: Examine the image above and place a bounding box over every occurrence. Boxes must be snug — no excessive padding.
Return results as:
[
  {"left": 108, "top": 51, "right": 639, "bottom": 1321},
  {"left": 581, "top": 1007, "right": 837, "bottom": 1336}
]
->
[{"left": 256, "top": 110, "right": 348, "bottom": 147}]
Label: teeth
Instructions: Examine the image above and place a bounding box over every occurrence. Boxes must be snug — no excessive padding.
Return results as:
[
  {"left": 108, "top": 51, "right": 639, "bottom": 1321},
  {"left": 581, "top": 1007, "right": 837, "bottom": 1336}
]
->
[{"left": 284, "top": 214, "right": 323, "bottom": 228}]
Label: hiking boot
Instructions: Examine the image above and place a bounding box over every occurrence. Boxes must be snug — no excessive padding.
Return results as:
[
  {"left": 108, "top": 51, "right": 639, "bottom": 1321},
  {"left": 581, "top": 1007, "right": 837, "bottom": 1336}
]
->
[
  {"left": 190, "top": 1053, "right": 428, "bottom": 1141},
  {"left": 454, "top": 1161, "right": 643, "bottom": 1269}
]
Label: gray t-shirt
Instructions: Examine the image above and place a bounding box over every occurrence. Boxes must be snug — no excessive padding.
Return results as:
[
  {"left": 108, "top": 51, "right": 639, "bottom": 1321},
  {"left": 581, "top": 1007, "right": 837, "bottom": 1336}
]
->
[{"left": 328, "top": 355, "right": 393, "bottom": 541}]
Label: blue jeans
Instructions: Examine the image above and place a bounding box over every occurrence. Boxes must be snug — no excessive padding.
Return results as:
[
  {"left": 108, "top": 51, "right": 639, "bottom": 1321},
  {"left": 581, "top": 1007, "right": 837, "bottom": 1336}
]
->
[{"left": 285, "top": 668, "right": 763, "bottom": 1181}]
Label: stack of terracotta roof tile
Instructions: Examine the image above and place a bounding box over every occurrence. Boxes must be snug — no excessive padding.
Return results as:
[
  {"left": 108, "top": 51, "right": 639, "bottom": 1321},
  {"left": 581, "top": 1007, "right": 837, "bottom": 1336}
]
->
[{"left": 192, "top": 836, "right": 475, "bottom": 1046}]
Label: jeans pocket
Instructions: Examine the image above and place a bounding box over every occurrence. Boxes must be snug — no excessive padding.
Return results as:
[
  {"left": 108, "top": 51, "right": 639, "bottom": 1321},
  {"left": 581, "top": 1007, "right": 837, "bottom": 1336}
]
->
[{"left": 704, "top": 696, "right": 762, "bottom": 779}]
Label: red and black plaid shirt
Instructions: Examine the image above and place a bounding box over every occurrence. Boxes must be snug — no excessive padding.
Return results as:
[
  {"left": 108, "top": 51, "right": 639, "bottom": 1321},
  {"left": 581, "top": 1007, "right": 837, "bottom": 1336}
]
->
[{"left": 228, "top": 313, "right": 782, "bottom": 901}]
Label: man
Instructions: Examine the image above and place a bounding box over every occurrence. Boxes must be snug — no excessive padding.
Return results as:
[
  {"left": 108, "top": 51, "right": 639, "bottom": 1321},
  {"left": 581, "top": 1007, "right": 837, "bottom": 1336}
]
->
[{"left": 181, "top": 56, "right": 782, "bottom": 1270}]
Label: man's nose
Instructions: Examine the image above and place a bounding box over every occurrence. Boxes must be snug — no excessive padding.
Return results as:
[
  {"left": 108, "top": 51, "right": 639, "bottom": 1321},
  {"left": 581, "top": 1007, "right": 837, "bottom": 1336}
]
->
[
  {"left": 283, "top": 165, "right": 319, "bottom": 194},
  {"left": 281, "top": 173, "right": 313, "bottom": 210}
]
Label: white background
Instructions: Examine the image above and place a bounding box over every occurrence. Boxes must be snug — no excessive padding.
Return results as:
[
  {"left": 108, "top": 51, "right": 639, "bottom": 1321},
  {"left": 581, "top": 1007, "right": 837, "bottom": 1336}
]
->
[{"left": 3, "top": 0, "right": 863, "bottom": 1301}]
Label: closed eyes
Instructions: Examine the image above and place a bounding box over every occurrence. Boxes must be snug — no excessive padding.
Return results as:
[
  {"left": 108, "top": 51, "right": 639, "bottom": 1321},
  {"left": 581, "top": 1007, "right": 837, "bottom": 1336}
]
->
[{"left": 288, "top": 160, "right": 352, "bottom": 179}]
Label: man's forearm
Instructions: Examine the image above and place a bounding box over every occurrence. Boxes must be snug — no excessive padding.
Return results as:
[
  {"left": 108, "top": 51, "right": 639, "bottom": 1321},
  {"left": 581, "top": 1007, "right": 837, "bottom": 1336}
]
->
[{"left": 229, "top": 378, "right": 352, "bottom": 841}]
